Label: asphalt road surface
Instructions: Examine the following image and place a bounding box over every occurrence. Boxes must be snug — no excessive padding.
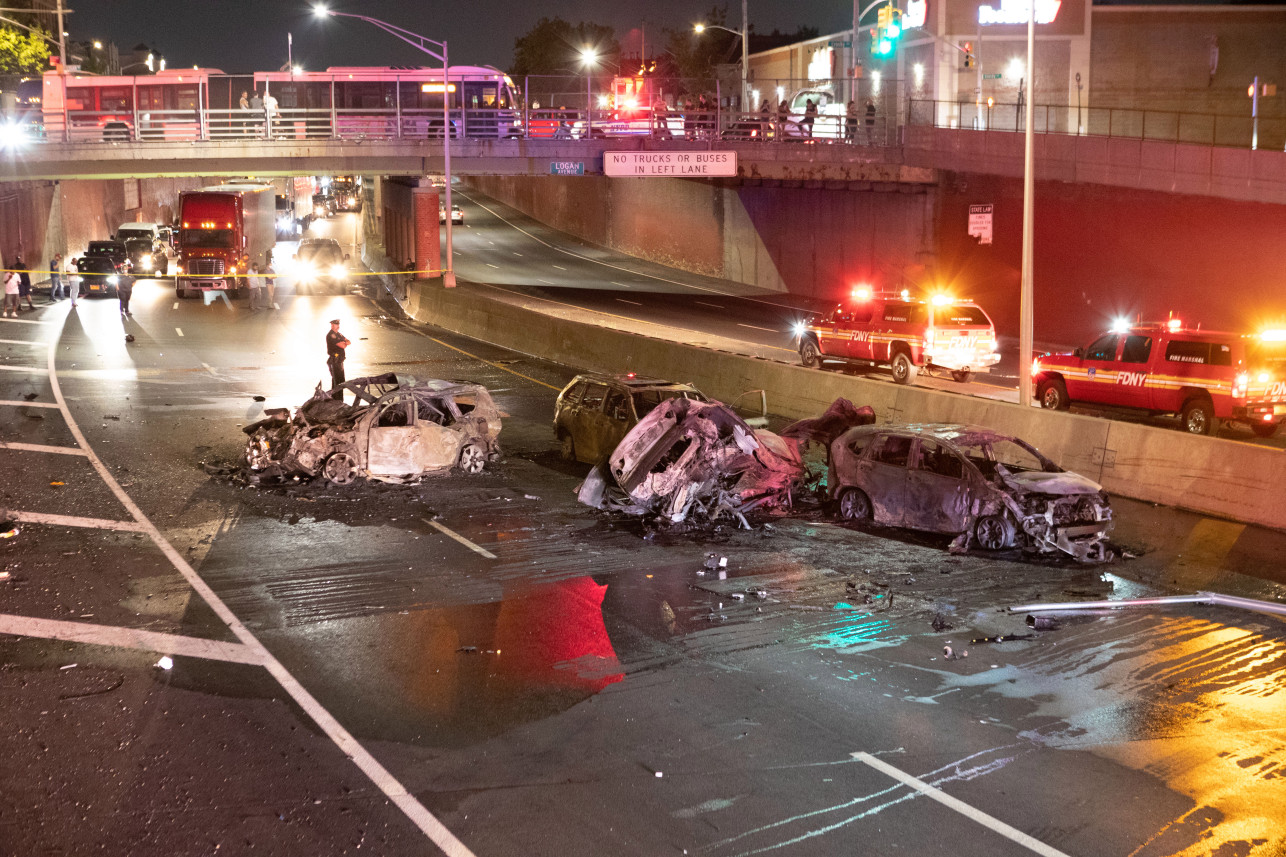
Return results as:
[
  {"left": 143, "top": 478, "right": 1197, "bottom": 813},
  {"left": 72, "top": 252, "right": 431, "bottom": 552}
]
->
[{"left": 1, "top": 222, "right": 1284, "bottom": 857}]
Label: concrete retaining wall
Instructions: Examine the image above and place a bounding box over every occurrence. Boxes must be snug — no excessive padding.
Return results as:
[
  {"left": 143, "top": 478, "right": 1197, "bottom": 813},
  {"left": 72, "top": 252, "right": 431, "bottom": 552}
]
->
[{"left": 399, "top": 279, "right": 1286, "bottom": 532}]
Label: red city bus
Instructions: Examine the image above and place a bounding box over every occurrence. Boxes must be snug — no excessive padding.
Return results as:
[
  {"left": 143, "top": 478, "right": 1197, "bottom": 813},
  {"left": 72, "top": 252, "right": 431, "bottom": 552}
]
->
[{"left": 41, "top": 68, "right": 227, "bottom": 142}]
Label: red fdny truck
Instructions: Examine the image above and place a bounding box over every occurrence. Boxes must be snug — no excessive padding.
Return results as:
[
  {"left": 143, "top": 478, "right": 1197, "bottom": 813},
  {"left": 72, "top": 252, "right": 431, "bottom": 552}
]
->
[
  {"left": 174, "top": 183, "right": 276, "bottom": 299},
  {"left": 1033, "top": 319, "right": 1286, "bottom": 437}
]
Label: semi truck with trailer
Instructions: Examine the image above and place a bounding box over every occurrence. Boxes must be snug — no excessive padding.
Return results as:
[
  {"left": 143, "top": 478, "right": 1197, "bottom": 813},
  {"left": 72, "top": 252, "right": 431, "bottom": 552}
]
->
[{"left": 174, "top": 182, "right": 276, "bottom": 299}]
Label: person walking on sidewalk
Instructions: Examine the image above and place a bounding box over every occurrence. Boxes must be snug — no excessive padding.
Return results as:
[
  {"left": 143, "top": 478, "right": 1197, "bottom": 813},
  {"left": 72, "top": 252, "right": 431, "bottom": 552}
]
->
[
  {"left": 246, "top": 264, "right": 263, "bottom": 310},
  {"left": 262, "top": 255, "right": 276, "bottom": 308}
]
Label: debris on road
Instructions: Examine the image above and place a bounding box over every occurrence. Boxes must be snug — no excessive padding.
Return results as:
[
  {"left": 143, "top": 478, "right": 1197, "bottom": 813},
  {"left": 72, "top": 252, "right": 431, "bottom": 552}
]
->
[
  {"left": 241, "top": 373, "right": 503, "bottom": 486},
  {"left": 0, "top": 521, "right": 19, "bottom": 539}
]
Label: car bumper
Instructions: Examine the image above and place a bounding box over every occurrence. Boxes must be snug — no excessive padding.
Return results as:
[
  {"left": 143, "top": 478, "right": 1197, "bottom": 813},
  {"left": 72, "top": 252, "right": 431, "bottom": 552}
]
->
[{"left": 926, "top": 351, "right": 1002, "bottom": 372}]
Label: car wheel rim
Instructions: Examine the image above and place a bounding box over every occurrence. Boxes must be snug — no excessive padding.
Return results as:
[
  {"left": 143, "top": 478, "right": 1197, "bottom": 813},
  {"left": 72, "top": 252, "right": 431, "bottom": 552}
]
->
[
  {"left": 460, "top": 444, "right": 486, "bottom": 474},
  {"left": 839, "top": 490, "right": 868, "bottom": 520},
  {"left": 1187, "top": 411, "right": 1207, "bottom": 433},
  {"left": 324, "top": 453, "right": 357, "bottom": 485},
  {"left": 976, "top": 516, "right": 1009, "bottom": 550},
  {"left": 1042, "top": 389, "right": 1058, "bottom": 408}
]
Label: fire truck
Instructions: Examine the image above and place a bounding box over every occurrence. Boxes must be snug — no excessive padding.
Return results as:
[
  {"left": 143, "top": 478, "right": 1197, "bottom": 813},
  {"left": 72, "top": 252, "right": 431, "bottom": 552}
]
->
[
  {"left": 795, "top": 288, "right": 1001, "bottom": 385},
  {"left": 174, "top": 183, "right": 276, "bottom": 299},
  {"left": 1033, "top": 319, "right": 1286, "bottom": 437}
]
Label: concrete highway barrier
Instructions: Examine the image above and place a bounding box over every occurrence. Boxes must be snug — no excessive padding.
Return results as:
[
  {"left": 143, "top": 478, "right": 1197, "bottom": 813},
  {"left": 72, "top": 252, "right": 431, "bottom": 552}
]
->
[{"left": 399, "top": 279, "right": 1285, "bottom": 532}]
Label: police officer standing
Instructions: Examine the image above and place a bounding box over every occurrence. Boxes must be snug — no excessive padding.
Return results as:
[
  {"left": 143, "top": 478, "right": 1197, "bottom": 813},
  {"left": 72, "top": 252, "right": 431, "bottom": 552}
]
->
[{"left": 326, "top": 318, "right": 350, "bottom": 396}]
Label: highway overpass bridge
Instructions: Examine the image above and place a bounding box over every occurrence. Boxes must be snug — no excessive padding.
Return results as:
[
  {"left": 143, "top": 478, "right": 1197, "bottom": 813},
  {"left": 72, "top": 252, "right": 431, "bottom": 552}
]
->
[{"left": 3, "top": 127, "right": 1285, "bottom": 206}]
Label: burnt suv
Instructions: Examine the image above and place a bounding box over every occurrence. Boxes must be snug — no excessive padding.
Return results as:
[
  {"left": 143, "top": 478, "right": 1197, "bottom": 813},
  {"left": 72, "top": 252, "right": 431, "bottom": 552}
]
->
[
  {"left": 1033, "top": 321, "right": 1286, "bottom": 437},
  {"left": 553, "top": 373, "right": 707, "bottom": 464},
  {"left": 797, "top": 290, "right": 1001, "bottom": 385}
]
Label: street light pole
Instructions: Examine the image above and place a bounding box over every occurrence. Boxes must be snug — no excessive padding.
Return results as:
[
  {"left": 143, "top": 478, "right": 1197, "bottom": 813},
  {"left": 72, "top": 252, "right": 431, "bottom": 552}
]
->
[
  {"left": 741, "top": 0, "right": 748, "bottom": 110},
  {"left": 1017, "top": 0, "right": 1036, "bottom": 406},
  {"left": 314, "top": 5, "right": 455, "bottom": 286}
]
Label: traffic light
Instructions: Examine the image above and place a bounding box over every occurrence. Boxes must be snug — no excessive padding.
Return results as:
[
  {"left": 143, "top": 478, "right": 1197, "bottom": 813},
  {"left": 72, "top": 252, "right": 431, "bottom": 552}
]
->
[
  {"left": 962, "top": 42, "right": 974, "bottom": 68},
  {"left": 872, "top": 4, "right": 902, "bottom": 58}
]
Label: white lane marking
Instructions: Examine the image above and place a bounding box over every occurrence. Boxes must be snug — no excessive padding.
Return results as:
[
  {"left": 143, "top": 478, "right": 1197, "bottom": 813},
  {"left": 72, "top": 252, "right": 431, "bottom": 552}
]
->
[
  {"left": 852, "top": 753, "right": 1073, "bottom": 857},
  {"left": 616, "top": 298, "right": 643, "bottom": 306},
  {"left": 0, "top": 365, "right": 49, "bottom": 374},
  {"left": 175, "top": 327, "right": 184, "bottom": 337},
  {"left": 537, "top": 279, "right": 554, "bottom": 285},
  {"left": 513, "top": 252, "right": 523, "bottom": 257},
  {"left": 44, "top": 338, "right": 478, "bottom": 857},
  {"left": 0, "top": 317, "right": 50, "bottom": 325},
  {"left": 611, "top": 281, "right": 630, "bottom": 288},
  {"left": 0, "top": 399, "right": 60, "bottom": 409},
  {"left": 0, "top": 338, "right": 45, "bottom": 346},
  {"left": 552, "top": 265, "right": 566, "bottom": 270},
  {"left": 696, "top": 301, "right": 724, "bottom": 309},
  {"left": 273, "top": 302, "right": 280, "bottom": 310},
  {"left": 425, "top": 518, "right": 497, "bottom": 559},
  {"left": 9, "top": 510, "right": 147, "bottom": 532},
  {"left": 0, "top": 614, "right": 264, "bottom": 666},
  {"left": 486, "top": 263, "right": 500, "bottom": 269},
  {"left": 738, "top": 323, "right": 779, "bottom": 333},
  {"left": 199, "top": 361, "right": 218, "bottom": 378},
  {"left": 172, "top": 301, "right": 179, "bottom": 310},
  {"left": 0, "top": 441, "right": 87, "bottom": 456}
]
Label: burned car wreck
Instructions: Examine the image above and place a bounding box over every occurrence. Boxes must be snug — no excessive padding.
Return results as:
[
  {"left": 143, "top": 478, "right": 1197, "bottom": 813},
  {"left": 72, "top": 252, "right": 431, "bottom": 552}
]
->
[
  {"left": 827, "top": 423, "right": 1113, "bottom": 562},
  {"left": 243, "top": 373, "right": 502, "bottom": 485},
  {"left": 576, "top": 397, "right": 875, "bottom": 528}
]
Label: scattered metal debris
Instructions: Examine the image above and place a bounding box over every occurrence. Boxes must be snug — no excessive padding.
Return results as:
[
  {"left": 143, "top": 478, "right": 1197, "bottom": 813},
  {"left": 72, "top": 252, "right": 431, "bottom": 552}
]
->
[
  {"left": 241, "top": 373, "right": 503, "bottom": 486},
  {"left": 1011, "top": 592, "right": 1286, "bottom": 618}
]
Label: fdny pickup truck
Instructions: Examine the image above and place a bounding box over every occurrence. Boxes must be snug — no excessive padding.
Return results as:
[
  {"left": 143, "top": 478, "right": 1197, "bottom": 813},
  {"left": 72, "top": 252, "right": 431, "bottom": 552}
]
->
[
  {"left": 1032, "top": 320, "right": 1286, "bottom": 437},
  {"left": 795, "top": 289, "right": 1001, "bottom": 385}
]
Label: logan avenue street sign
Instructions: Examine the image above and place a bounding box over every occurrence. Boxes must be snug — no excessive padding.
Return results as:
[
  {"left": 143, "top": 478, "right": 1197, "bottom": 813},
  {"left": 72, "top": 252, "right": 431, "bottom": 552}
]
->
[{"left": 604, "top": 151, "right": 738, "bottom": 178}]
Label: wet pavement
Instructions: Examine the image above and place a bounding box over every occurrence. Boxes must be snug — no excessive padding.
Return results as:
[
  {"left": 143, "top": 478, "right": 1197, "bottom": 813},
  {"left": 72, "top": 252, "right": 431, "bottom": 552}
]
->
[{"left": 1, "top": 255, "right": 1284, "bottom": 856}]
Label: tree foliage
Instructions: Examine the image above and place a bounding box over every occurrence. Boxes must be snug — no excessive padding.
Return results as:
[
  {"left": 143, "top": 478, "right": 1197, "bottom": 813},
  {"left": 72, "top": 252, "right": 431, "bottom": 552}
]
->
[
  {"left": 0, "top": 25, "right": 51, "bottom": 76},
  {"left": 663, "top": 5, "right": 738, "bottom": 89},
  {"left": 510, "top": 17, "right": 619, "bottom": 78}
]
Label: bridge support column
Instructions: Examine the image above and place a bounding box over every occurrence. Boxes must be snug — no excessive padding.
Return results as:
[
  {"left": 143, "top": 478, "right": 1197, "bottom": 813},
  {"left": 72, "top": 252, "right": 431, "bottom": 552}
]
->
[{"left": 412, "top": 185, "right": 442, "bottom": 282}]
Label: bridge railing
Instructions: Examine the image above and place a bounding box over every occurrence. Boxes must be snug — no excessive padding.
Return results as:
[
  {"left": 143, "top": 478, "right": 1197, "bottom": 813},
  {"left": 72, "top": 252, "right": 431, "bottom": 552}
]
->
[{"left": 907, "top": 97, "right": 1286, "bottom": 150}]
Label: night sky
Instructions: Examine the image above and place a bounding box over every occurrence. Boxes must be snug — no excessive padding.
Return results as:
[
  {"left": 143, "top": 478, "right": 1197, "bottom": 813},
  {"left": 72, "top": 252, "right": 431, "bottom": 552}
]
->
[{"left": 71, "top": 0, "right": 850, "bottom": 75}]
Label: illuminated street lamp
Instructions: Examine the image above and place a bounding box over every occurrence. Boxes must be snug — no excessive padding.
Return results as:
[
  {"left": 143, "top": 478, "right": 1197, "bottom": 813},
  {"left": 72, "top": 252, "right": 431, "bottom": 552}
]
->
[
  {"left": 580, "top": 47, "right": 597, "bottom": 137},
  {"left": 313, "top": 4, "right": 457, "bottom": 286},
  {"left": 694, "top": 1, "right": 749, "bottom": 111}
]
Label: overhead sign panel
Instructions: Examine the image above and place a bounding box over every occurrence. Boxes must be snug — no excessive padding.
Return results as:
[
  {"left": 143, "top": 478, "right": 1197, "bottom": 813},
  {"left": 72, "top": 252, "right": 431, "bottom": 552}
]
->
[
  {"left": 604, "top": 152, "right": 738, "bottom": 178},
  {"left": 978, "top": 0, "right": 1061, "bottom": 25},
  {"left": 550, "top": 161, "right": 584, "bottom": 176}
]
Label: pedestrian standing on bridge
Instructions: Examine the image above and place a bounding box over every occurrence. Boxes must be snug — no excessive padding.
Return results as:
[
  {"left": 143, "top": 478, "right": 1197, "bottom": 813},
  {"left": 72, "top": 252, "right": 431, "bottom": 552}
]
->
[
  {"left": 802, "top": 98, "right": 817, "bottom": 139},
  {"left": 326, "top": 319, "right": 350, "bottom": 395},
  {"left": 846, "top": 99, "right": 859, "bottom": 143},
  {"left": 239, "top": 90, "right": 250, "bottom": 136},
  {"left": 250, "top": 90, "right": 264, "bottom": 138},
  {"left": 263, "top": 90, "right": 278, "bottom": 140},
  {"left": 865, "top": 99, "right": 877, "bottom": 144},
  {"left": 777, "top": 98, "right": 789, "bottom": 137}
]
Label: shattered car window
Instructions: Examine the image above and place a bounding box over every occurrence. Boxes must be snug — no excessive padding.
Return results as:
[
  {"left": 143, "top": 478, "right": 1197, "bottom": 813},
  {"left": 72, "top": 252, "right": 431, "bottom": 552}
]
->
[
  {"left": 631, "top": 388, "right": 704, "bottom": 417},
  {"left": 870, "top": 434, "right": 912, "bottom": 467},
  {"left": 957, "top": 437, "right": 1047, "bottom": 475},
  {"left": 604, "top": 391, "right": 631, "bottom": 421},
  {"left": 917, "top": 439, "right": 964, "bottom": 479},
  {"left": 580, "top": 383, "right": 608, "bottom": 412}
]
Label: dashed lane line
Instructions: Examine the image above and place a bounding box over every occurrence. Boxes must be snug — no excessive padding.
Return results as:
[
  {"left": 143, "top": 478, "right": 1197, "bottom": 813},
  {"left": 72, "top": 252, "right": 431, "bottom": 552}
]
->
[
  {"left": 852, "top": 753, "right": 1073, "bottom": 857},
  {"left": 0, "top": 615, "right": 264, "bottom": 666},
  {"left": 0, "top": 317, "right": 51, "bottom": 325},
  {"left": 0, "top": 364, "right": 49, "bottom": 374},
  {"left": 616, "top": 298, "right": 643, "bottom": 306},
  {"left": 738, "top": 323, "right": 779, "bottom": 333},
  {"left": 176, "top": 327, "right": 184, "bottom": 336},
  {"left": 0, "top": 338, "right": 46, "bottom": 346},
  {"left": 38, "top": 329, "right": 479, "bottom": 857},
  {"left": 425, "top": 519, "right": 497, "bottom": 559},
  {"left": 172, "top": 301, "right": 179, "bottom": 310},
  {"left": 0, "top": 441, "right": 87, "bottom": 456}
]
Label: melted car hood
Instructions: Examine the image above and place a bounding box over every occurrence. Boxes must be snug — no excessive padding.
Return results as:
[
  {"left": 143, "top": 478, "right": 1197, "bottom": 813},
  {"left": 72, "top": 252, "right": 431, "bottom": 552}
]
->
[{"left": 1003, "top": 470, "right": 1103, "bottom": 495}]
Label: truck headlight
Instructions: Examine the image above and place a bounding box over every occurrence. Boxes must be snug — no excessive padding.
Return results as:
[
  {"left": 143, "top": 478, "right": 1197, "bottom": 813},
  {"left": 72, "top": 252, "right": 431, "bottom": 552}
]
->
[
  {"left": 329, "top": 264, "right": 347, "bottom": 279},
  {"left": 141, "top": 254, "right": 153, "bottom": 269}
]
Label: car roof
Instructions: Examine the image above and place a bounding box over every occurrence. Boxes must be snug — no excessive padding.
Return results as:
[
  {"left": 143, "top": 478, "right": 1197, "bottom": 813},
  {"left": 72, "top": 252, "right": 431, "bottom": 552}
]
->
[
  {"left": 299, "top": 238, "right": 341, "bottom": 246},
  {"left": 840, "top": 423, "right": 1018, "bottom": 444},
  {"left": 1115, "top": 324, "right": 1238, "bottom": 341},
  {"left": 570, "top": 372, "right": 701, "bottom": 392}
]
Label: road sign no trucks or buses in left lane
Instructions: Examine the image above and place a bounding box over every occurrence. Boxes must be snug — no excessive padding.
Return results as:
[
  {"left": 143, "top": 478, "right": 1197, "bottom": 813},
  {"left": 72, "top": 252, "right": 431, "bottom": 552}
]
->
[{"left": 604, "top": 151, "right": 738, "bottom": 178}]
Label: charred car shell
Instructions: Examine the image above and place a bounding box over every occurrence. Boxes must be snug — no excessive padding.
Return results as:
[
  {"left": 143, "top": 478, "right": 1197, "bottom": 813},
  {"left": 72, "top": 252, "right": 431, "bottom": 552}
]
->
[
  {"left": 578, "top": 397, "right": 803, "bottom": 527},
  {"left": 828, "top": 423, "right": 1113, "bottom": 562},
  {"left": 243, "top": 373, "right": 502, "bottom": 485}
]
